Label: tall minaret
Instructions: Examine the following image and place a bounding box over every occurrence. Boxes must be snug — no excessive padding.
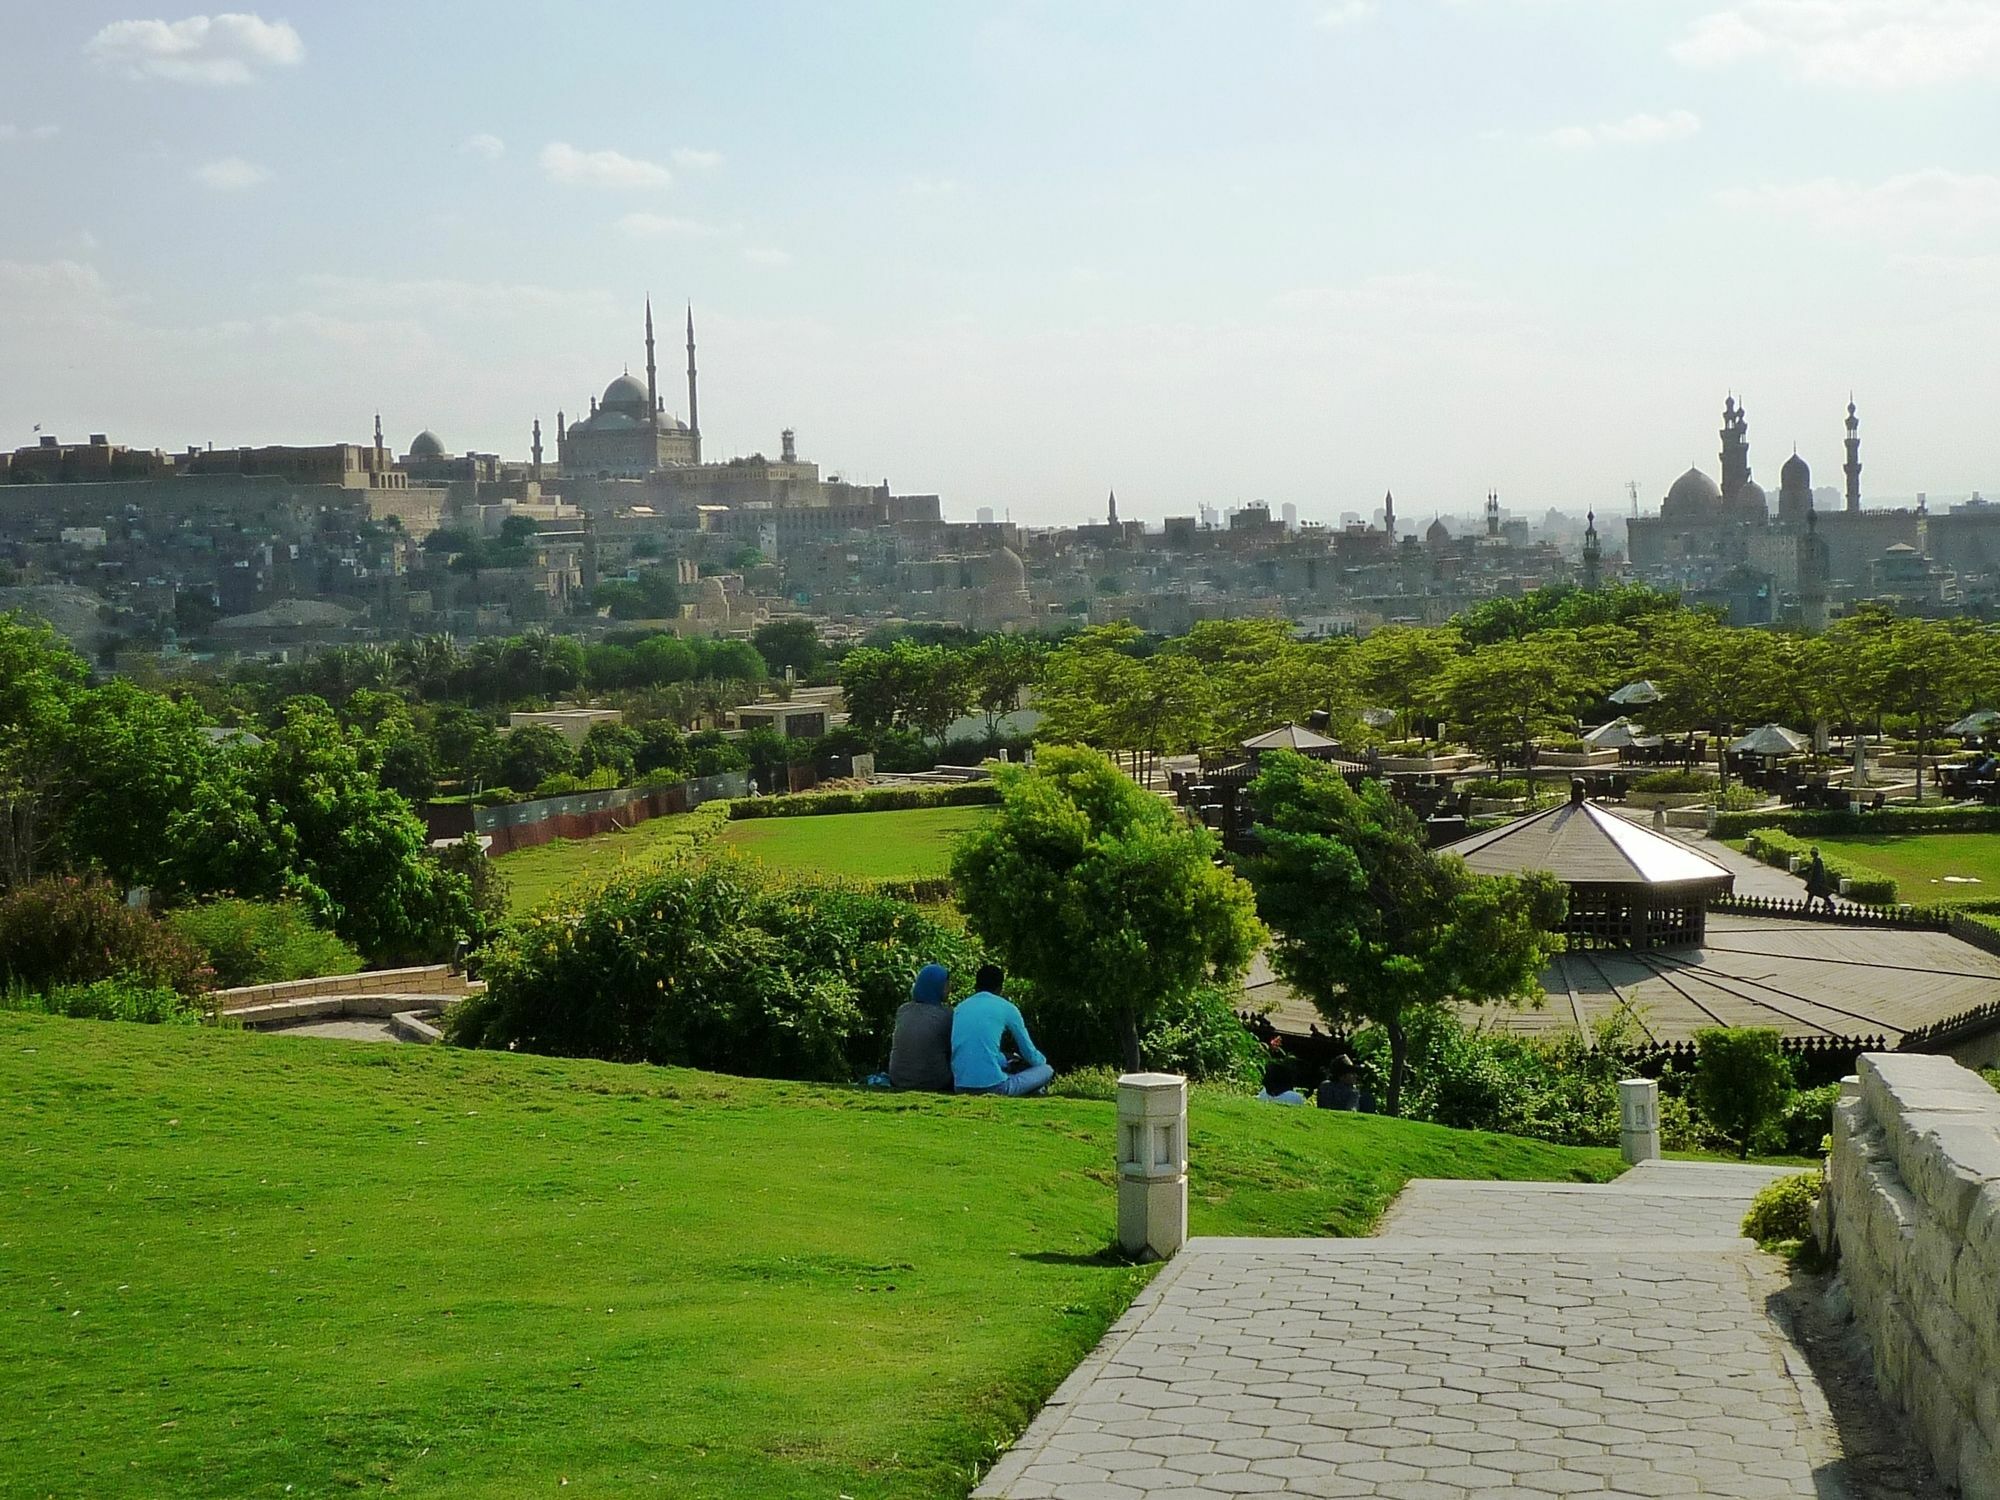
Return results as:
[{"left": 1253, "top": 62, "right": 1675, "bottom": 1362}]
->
[
  {"left": 1844, "top": 398, "right": 1862, "bottom": 513},
  {"left": 685, "top": 304, "right": 701, "bottom": 464},
  {"left": 1383, "top": 490, "right": 1396, "bottom": 538},
  {"left": 1108, "top": 489, "right": 1119, "bottom": 526},
  {"left": 1581, "top": 510, "right": 1602, "bottom": 591},
  {"left": 372, "top": 412, "right": 385, "bottom": 472},
  {"left": 643, "top": 297, "right": 659, "bottom": 436},
  {"left": 555, "top": 409, "right": 566, "bottom": 468},
  {"left": 531, "top": 417, "right": 543, "bottom": 481},
  {"left": 1485, "top": 489, "right": 1500, "bottom": 538},
  {"left": 1799, "top": 502, "right": 1830, "bottom": 635}
]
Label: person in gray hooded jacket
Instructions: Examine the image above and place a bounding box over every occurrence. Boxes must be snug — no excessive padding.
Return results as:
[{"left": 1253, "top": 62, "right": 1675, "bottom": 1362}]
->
[{"left": 888, "top": 962, "right": 955, "bottom": 1092}]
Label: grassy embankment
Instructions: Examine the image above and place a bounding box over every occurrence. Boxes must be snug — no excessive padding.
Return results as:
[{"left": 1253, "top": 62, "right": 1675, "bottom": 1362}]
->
[
  {"left": 496, "top": 803, "right": 993, "bottom": 913},
  {"left": 1802, "top": 831, "right": 2000, "bottom": 904},
  {"left": 1, "top": 1013, "right": 1618, "bottom": 1499}
]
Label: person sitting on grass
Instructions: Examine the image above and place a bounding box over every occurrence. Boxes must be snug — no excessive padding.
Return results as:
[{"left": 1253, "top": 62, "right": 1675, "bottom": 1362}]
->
[
  {"left": 1256, "top": 1044, "right": 1307, "bottom": 1105},
  {"left": 950, "top": 963, "right": 1054, "bottom": 1097},
  {"left": 1316, "top": 1064, "right": 1375, "bottom": 1113},
  {"left": 887, "top": 962, "right": 956, "bottom": 1092}
]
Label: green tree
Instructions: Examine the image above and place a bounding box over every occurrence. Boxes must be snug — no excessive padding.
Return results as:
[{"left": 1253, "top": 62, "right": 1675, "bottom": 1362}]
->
[
  {"left": 753, "top": 619, "right": 826, "bottom": 680},
  {"left": 952, "top": 746, "right": 1264, "bottom": 1071},
  {"left": 1865, "top": 617, "right": 1984, "bottom": 800},
  {"left": 1355, "top": 626, "right": 1461, "bottom": 741},
  {"left": 497, "top": 725, "right": 577, "bottom": 791},
  {"left": 1241, "top": 751, "right": 1567, "bottom": 1114},
  {"left": 1692, "top": 1027, "right": 1792, "bottom": 1158},
  {"left": 579, "top": 722, "right": 643, "bottom": 780},
  {"left": 1436, "top": 632, "right": 1603, "bottom": 769},
  {"left": 970, "top": 634, "right": 1043, "bottom": 738},
  {"left": 1637, "top": 613, "right": 1773, "bottom": 787}
]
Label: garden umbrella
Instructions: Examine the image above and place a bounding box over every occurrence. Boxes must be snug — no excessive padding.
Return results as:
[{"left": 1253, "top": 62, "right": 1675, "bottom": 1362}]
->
[
  {"left": 1947, "top": 710, "right": 1999, "bottom": 736},
  {"left": 1609, "top": 679, "right": 1663, "bottom": 706},
  {"left": 1583, "top": 717, "right": 1648, "bottom": 748},
  {"left": 1730, "top": 724, "right": 1808, "bottom": 757},
  {"left": 1359, "top": 707, "right": 1397, "bottom": 729}
]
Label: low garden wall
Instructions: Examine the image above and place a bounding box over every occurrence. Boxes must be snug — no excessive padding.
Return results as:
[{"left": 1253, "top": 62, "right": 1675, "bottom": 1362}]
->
[
  {"left": 213, "top": 964, "right": 472, "bottom": 1013},
  {"left": 428, "top": 774, "right": 749, "bottom": 855},
  {"left": 1823, "top": 1053, "right": 2000, "bottom": 1498}
]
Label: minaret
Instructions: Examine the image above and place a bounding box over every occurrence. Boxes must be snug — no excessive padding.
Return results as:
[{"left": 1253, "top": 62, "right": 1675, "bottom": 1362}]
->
[
  {"left": 1844, "top": 398, "right": 1862, "bottom": 513},
  {"left": 531, "top": 417, "right": 543, "bottom": 481},
  {"left": 643, "top": 298, "right": 659, "bottom": 436},
  {"left": 1799, "top": 502, "right": 1830, "bottom": 635},
  {"left": 685, "top": 304, "right": 701, "bottom": 465},
  {"left": 1581, "top": 510, "right": 1602, "bottom": 591},
  {"left": 1108, "top": 489, "right": 1119, "bottom": 526},
  {"left": 1720, "top": 395, "right": 1752, "bottom": 503},
  {"left": 1383, "top": 490, "right": 1396, "bottom": 538},
  {"left": 556, "top": 408, "right": 566, "bottom": 468},
  {"left": 1485, "top": 489, "right": 1499, "bottom": 539},
  {"left": 372, "top": 412, "right": 385, "bottom": 472}
]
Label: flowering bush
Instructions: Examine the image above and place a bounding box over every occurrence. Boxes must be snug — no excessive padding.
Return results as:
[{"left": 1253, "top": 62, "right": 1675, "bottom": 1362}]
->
[{"left": 0, "top": 876, "right": 212, "bottom": 995}]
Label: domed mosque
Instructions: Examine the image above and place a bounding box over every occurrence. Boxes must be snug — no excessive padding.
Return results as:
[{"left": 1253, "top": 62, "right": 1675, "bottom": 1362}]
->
[
  {"left": 407, "top": 429, "right": 446, "bottom": 461},
  {"left": 1659, "top": 396, "right": 1770, "bottom": 527},
  {"left": 556, "top": 299, "right": 703, "bottom": 477}
]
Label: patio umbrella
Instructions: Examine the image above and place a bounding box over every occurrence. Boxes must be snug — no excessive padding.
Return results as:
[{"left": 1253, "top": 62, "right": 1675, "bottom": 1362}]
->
[
  {"left": 1609, "top": 679, "right": 1663, "bottom": 706},
  {"left": 1583, "top": 717, "right": 1648, "bottom": 748},
  {"left": 1947, "top": 710, "right": 1999, "bottom": 736},
  {"left": 1730, "top": 724, "right": 1809, "bottom": 757},
  {"left": 1359, "top": 707, "right": 1397, "bottom": 729}
]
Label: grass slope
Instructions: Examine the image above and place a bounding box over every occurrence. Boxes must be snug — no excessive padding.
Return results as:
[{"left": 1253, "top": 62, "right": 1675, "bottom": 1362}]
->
[
  {"left": 719, "top": 805, "right": 993, "bottom": 881},
  {"left": 1806, "top": 831, "right": 2000, "bottom": 904},
  {"left": 495, "top": 812, "right": 701, "bottom": 914},
  {"left": 1, "top": 1015, "right": 1617, "bottom": 1499}
]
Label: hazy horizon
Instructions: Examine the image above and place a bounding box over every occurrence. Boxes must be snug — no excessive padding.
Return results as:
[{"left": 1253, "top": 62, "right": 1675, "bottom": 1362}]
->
[{"left": 4, "top": 1, "right": 1997, "bottom": 524}]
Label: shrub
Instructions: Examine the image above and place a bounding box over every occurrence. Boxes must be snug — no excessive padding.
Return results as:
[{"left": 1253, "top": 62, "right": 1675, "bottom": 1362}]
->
[
  {"left": 2, "top": 975, "right": 203, "bottom": 1025},
  {"left": 1463, "top": 777, "right": 1532, "bottom": 801},
  {"left": 1047, "top": 1066, "right": 1121, "bottom": 1101},
  {"left": 1741, "top": 1172, "right": 1821, "bottom": 1249},
  {"left": 451, "top": 859, "right": 979, "bottom": 1082},
  {"left": 1693, "top": 1027, "right": 1792, "bottom": 1158},
  {"left": 1707, "top": 784, "right": 1764, "bottom": 812},
  {"left": 1741, "top": 827, "right": 1899, "bottom": 904},
  {"left": 1629, "top": 769, "right": 1716, "bottom": 794},
  {"left": 531, "top": 767, "right": 622, "bottom": 798},
  {"left": 1780, "top": 1081, "right": 1842, "bottom": 1158},
  {"left": 166, "top": 899, "right": 364, "bottom": 988},
  {"left": 0, "top": 877, "right": 212, "bottom": 996},
  {"left": 726, "top": 781, "right": 1001, "bottom": 819}
]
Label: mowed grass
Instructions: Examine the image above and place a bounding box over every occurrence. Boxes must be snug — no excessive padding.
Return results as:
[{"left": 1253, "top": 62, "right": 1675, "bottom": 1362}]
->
[
  {"left": 0, "top": 1014, "right": 1619, "bottom": 1499},
  {"left": 495, "top": 811, "right": 704, "bottom": 913},
  {"left": 1805, "top": 831, "right": 2000, "bottom": 903},
  {"left": 719, "top": 805, "right": 993, "bottom": 881}
]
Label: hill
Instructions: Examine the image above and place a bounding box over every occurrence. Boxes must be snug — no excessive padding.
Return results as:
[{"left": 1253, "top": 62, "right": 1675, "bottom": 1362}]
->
[{"left": 0, "top": 1015, "right": 1619, "bottom": 1498}]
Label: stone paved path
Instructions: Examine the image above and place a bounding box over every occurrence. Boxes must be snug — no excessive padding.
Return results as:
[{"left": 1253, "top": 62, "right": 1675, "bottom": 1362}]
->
[{"left": 975, "top": 1161, "right": 1855, "bottom": 1499}]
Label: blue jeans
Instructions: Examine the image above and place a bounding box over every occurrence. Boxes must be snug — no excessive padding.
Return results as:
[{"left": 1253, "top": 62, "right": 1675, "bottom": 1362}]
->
[{"left": 962, "top": 1063, "right": 1054, "bottom": 1097}]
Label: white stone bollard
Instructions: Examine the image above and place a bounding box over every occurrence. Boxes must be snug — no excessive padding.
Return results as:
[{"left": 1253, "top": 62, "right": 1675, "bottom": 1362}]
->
[
  {"left": 1116, "top": 1072, "right": 1188, "bottom": 1261},
  {"left": 1618, "top": 1077, "right": 1661, "bottom": 1164}
]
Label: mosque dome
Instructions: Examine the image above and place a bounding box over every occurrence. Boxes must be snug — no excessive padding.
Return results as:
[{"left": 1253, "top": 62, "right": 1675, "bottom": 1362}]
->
[
  {"left": 980, "top": 546, "right": 1028, "bottom": 594},
  {"left": 1425, "top": 517, "right": 1450, "bottom": 545},
  {"left": 408, "top": 429, "right": 445, "bottom": 459},
  {"left": 1782, "top": 452, "right": 1811, "bottom": 486},
  {"left": 587, "top": 410, "right": 639, "bottom": 432},
  {"left": 602, "top": 373, "right": 651, "bottom": 413},
  {"left": 1662, "top": 467, "right": 1721, "bottom": 521},
  {"left": 1737, "top": 479, "right": 1769, "bottom": 516}
]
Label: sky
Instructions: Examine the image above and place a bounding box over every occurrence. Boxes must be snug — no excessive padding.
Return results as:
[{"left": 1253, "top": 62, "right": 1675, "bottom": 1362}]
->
[{"left": 3, "top": 1, "right": 1998, "bottom": 526}]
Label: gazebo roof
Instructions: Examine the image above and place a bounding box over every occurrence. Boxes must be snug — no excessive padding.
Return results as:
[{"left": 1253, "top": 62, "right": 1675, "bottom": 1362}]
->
[
  {"left": 1450, "top": 791, "right": 1733, "bottom": 890},
  {"left": 1241, "top": 722, "right": 1341, "bottom": 752}
]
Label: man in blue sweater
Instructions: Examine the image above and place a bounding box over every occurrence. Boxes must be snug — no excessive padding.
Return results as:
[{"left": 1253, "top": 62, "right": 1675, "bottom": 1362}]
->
[{"left": 950, "top": 963, "right": 1054, "bottom": 1096}]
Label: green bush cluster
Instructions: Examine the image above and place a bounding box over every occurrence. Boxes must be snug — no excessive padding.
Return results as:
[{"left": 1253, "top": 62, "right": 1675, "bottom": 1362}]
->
[
  {"left": 727, "top": 782, "right": 1002, "bottom": 820},
  {"left": 1741, "top": 1172, "right": 1821, "bottom": 1249},
  {"left": 1463, "top": 778, "right": 1532, "bottom": 801},
  {"left": 1628, "top": 769, "right": 1716, "bottom": 794},
  {"left": 165, "top": 899, "right": 365, "bottom": 989},
  {"left": 0, "top": 877, "right": 213, "bottom": 996},
  {"left": 452, "top": 860, "right": 981, "bottom": 1081},
  {"left": 1742, "top": 827, "right": 1899, "bottom": 904},
  {"left": 1021, "top": 982, "right": 1264, "bottom": 1089},
  {"left": 529, "top": 767, "right": 622, "bottom": 798},
  {"left": 1707, "top": 784, "right": 1765, "bottom": 811},
  {"left": 1, "top": 975, "right": 204, "bottom": 1025}
]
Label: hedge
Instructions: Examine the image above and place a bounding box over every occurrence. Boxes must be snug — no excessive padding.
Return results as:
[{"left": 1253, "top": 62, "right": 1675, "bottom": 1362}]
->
[
  {"left": 1711, "top": 802, "right": 2000, "bottom": 841},
  {"left": 726, "top": 781, "right": 1002, "bottom": 820},
  {"left": 1742, "top": 826, "right": 1898, "bottom": 905}
]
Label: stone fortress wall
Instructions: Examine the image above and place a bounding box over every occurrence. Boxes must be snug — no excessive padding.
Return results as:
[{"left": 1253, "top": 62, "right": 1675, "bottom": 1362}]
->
[{"left": 1824, "top": 1052, "right": 2000, "bottom": 1498}]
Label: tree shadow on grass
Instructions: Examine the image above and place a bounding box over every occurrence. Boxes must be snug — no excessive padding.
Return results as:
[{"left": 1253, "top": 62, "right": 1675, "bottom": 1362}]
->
[{"left": 1017, "top": 1246, "right": 1137, "bottom": 1267}]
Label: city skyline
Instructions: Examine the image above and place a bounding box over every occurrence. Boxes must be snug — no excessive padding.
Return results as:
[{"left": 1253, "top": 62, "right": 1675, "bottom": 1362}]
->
[{"left": 4, "top": 1, "right": 1998, "bottom": 523}]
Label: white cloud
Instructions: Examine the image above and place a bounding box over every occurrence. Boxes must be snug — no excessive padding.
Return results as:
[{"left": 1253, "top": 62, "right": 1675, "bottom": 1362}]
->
[
  {"left": 193, "top": 156, "right": 270, "bottom": 191},
  {"left": 618, "top": 213, "right": 727, "bottom": 240},
  {"left": 1672, "top": 2, "right": 2000, "bottom": 88},
  {"left": 671, "top": 147, "right": 722, "bottom": 170},
  {"left": 1719, "top": 167, "right": 2000, "bottom": 237},
  {"left": 297, "top": 273, "right": 614, "bottom": 321},
  {"left": 460, "top": 133, "right": 505, "bottom": 160},
  {"left": 1542, "top": 110, "right": 1702, "bottom": 151},
  {"left": 0, "top": 124, "right": 59, "bottom": 143},
  {"left": 1313, "top": 0, "right": 1376, "bottom": 29},
  {"left": 86, "top": 13, "right": 304, "bottom": 86},
  {"left": 906, "top": 174, "right": 966, "bottom": 196},
  {"left": 744, "top": 247, "right": 793, "bottom": 267},
  {"left": 538, "top": 141, "right": 671, "bottom": 189}
]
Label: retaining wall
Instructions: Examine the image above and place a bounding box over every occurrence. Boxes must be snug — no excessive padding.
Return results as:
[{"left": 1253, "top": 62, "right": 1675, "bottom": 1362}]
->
[
  {"left": 213, "top": 965, "right": 471, "bottom": 1014},
  {"left": 1825, "top": 1053, "right": 2000, "bottom": 1498}
]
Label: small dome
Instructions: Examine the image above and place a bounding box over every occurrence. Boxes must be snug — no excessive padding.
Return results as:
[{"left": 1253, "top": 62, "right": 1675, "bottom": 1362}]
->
[
  {"left": 1737, "top": 479, "right": 1768, "bottom": 515},
  {"left": 602, "top": 373, "right": 650, "bottom": 413},
  {"left": 408, "top": 429, "right": 445, "bottom": 459},
  {"left": 1782, "top": 452, "right": 1810, "bottom": 485},
  {"left": 1662, "top": 467, "right": 1721, "bottom": 520},
  {"left": 979, "top": 546, "right": 1027, "bottom": 593},
  {"left": 1425, "top": 517, "right": 1450, "bottom": 543},
  {"left": 586, "top": 409, "right": 639, "bottom": 432}
]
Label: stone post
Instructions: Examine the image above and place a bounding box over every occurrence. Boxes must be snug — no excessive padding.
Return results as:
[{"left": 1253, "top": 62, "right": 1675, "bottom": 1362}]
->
[
  {"left": 1618, "top": 1077, "right": 1661, "bottom": 1164},
  {"left": 1116, "top": 1072, "right": 1188, "bottom": 1261}
]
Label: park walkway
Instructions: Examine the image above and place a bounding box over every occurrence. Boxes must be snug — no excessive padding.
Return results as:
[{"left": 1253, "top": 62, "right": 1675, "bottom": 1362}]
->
[{"left": 976, "top": 1161, "right": 1872, "bottom": 1499}]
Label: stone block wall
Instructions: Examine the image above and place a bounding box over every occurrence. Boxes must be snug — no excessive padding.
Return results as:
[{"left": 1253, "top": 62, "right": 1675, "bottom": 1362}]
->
[{"left": 1826, "top": 1053, "right": 2000, "bottom": 1498}]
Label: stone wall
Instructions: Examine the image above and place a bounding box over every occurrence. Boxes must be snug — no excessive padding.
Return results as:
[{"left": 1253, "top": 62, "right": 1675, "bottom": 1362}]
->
[{"left": 1825, "top": 1052, "right": 2000, "bottom": 1498}]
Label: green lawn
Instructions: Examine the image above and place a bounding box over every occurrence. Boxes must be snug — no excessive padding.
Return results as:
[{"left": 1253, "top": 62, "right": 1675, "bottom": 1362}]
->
[
  {"left": 1, "top": 1014, "right": 1618, "bottom": 1499},
  {"left": 495, "top": 812, "right": 706, "bottom": 914},
  {"left": 1804, "top": 831, "right": 2000, "bottom": 903},
  {"left": 720, "top": 805, "right": 993, "bottom": 882}
]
